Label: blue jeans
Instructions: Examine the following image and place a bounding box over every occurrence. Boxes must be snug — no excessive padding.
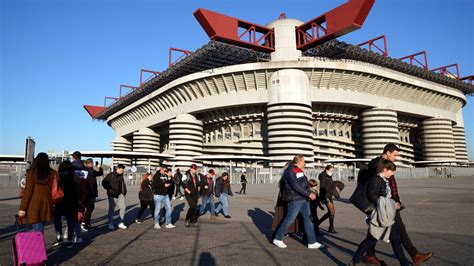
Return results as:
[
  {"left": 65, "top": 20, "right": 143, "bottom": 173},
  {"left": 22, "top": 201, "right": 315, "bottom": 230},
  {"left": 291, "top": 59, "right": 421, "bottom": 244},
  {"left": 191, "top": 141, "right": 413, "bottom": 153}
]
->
[
  {"left": 199, "top": 195, "right": 215, "bottom": 215},
  {"left": 32, "top": 222, "right": 44, "bottom": 232},
  {"left": 215, "top": 192, "right": 229, "bottom": 216},
  {"left": 274, "top": 199, "right": 317, "bottom": 245},
  {"left": 153, "top": 194, "right": 171, "bottom": 225}
]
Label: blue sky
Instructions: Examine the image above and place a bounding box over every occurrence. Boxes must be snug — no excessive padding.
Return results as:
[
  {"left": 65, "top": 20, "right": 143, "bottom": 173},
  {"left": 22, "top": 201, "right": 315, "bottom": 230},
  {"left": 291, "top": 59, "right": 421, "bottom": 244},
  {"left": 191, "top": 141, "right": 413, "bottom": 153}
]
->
[{"left": 1, "top": 0, "right": 473, "bottom": 159}]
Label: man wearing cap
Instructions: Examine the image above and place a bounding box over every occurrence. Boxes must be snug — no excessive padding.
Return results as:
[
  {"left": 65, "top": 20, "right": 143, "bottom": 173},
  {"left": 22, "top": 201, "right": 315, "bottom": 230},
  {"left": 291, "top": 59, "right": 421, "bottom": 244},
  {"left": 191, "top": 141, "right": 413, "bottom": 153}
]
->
[
  {"left": 199, "top": 169, "right": 217, "bottom": 219},
  {"left": 182, "top": 164, "right": 200, "bottom": 227}
]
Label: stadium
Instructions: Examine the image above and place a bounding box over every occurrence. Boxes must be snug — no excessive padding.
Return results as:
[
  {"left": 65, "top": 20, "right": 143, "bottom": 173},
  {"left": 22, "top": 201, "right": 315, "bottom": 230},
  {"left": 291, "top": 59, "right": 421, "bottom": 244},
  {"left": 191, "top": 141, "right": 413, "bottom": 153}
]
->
[{"left": 83, "top": 0, "right": 473, "bottom": 170}]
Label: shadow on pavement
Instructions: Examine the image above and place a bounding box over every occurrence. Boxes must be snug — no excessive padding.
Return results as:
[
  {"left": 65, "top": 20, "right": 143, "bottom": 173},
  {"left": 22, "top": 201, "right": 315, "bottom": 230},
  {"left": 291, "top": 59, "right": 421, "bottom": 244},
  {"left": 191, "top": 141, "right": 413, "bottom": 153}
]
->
[
  {"left": 198, "top": 252, "right": 216, "bottom": 266},
  {"left": 247, "top": 208, "right": 274, "bottom": 243}
]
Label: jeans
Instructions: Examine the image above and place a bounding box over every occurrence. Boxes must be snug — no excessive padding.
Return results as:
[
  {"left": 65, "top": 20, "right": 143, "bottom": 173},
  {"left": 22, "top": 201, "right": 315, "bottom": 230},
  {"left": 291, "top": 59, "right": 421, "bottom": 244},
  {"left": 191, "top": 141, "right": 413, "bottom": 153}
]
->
[
  {"left": 274, "top": 199, "right": 317, "bottom": 245},
  {"left": 199, "top": 195, "right": 215, "bottom": 215},
  {"left": 54, "top": 215, "right": 75, "bottom": 240},
  {"left": 108, "top": 194, "right": 126, "bottom": 224},
  {"left": 31, "top": 223, "right": 44, "bottom": 232},
  {"left": 153, "top": 194, "right": 171, "bottom": 225},
  {"left": 353, "top": 222, "right": 410, "bottom": 266},
  {"left": 215, "top": 192, "right": 229, "bottom": 216}
]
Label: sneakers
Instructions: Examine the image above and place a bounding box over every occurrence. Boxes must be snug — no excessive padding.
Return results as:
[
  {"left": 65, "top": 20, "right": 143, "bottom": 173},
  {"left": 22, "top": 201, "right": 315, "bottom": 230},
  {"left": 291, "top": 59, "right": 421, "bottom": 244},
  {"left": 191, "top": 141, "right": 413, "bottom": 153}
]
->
[
  {"left": 108, "top": 223, "right": 115, "bottom": 230},
  {"left": 185, "top": 221, "right": 190, "bottom": 227},
  {"left": 52, "top": 239, "right": 63, "bottom": 247},
  {"left": 135, "top": 219, "right": 142, "bottom": 224},
  {"left": 172, "top": 196, "right": 176, "bottom": 200},
  {"left": 308, "top": 242, "right": 325, "bottom": 249},
  {"left": 165, "top": 224, "right": 176, "bottom": 229},
  {"left": 154, "top": 223, "right": 161, "bottom": 229},
  {"left": 179, "top": 197, "right": 184, "bottom": 200},
  {"left": 118, "top": 223, "right": 127, "bottom": 230},
  {"left": 81, "top": 224, "right": 89, "bottom": 232},
  {"left": 224, "top": 215, "right": 232, "bottom": 219},
  {"left": 63, "top": 230, "right": 68, "bottom": 240},
  {"left": 273, "top": 239, "right": 287, "bottom": 248}
]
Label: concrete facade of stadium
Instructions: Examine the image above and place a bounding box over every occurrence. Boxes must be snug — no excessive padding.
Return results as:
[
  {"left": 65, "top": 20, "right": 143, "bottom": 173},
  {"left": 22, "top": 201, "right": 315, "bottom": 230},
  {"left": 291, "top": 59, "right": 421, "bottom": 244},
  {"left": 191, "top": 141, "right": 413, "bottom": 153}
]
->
[{"left": 90, "top": 19, "right": 471, "bottom": 169}]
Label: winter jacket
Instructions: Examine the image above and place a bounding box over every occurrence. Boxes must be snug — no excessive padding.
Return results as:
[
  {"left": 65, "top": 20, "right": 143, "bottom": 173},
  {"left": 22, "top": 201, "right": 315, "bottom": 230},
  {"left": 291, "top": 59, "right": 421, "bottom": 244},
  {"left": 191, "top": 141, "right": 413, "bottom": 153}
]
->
[
  {"left": 85, "top": 167, "right": 103, "bottom": 198},
  {"left": 102, "top": 172, "right": 127, "bottom": 198},
  {"left": 318, "top": 171, "right": 334, "bottom": 200},
  {"left": 366, "top": 175, "right": 389, "bottom": 209},
  {"left": 19, "top": 170, "right": 55, "bottom": 224},
  {"left": 182, "top": 170, "right": 200, "bottom": 196},
  {"left": 214, "top": 177, "right": 233, "bottom": 197},
  {"left": 174, "top": 172, "right": 182, "bottom": 185},
  {"left": 200, "top": 174, "right": 214, "bottom": 197},
  {"left": 55, "top": 170, "right": 80, "bottom": 217},
  {"left": 368, "top": 156, "right": 400, "bottom": 203},
  {"left": 280, "top": 164, "right": 311, "bottom": 202},
  {"left": 151, "top": 172, "right": 168, "bottom": 196},
  {"left": 369, "top": 194, "right": 397, "bottom": 242},
  {"left": 139, "top": 179, "right": 153, "bottom": 202}
]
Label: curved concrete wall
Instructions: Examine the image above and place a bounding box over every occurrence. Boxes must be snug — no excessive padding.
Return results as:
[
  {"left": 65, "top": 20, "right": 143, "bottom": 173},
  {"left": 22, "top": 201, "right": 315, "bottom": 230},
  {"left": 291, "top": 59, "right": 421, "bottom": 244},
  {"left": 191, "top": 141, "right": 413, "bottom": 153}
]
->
[
  {"left": 132, "top": 128, "right": 160, "bottom": 168},
  {"left": 111, "top": 136, "right": 132, "bottom": 166},
  {"left": 453, "top": 126, "right": 468, "bottom": 162},
  {"left": 169, "top": 114, "right": 203, "bottom": 169},
  {"left": 421, "top": 118, "right": 455, "bottom": 161},
  {"left": 361, "top": 108, "right": 400, "bottom": 159}
]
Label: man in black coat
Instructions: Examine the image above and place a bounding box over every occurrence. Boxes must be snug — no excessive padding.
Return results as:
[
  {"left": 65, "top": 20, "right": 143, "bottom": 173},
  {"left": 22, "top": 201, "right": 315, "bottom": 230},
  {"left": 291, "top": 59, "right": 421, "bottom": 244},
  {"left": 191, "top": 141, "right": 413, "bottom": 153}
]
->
[
  {"left": 182, "top": 164, "right": 201, "bottom": 227},
  {"left": 82, "top": 158, "right": 103, "bottom": 231},
  {"left": 102, "top": 164, "right": 128, "bottom": 230},
  {"left": 364, "top": 143, "right": 432, "bottom": 265}
]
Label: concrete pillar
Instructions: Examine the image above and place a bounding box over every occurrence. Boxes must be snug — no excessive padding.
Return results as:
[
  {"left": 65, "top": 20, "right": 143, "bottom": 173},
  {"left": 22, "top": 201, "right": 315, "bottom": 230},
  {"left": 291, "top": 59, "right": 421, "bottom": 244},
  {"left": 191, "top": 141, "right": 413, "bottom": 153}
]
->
[
  {"left": 111, "top": 136, "right": 132, "bottom": 167},
  {"left": 453, "top": 110, "right": 468, "bottom": 162},
  {"left": 267, "top": 69, "right": 314, "bottom": 167},
  {"left": 360, "top": 108, "right": 399, "bottom": 159},
  {"left": 421, "top": 118, "right": 455, "bottom": 161},
  {"left": 132, "top": 128, "right": 160, "bottom": 169},
  {"left": 267, "top": 18, "right": 303, "bottom": 61},
  {"left": 169, "top": 114, "right": 203, "bottom": 169}
]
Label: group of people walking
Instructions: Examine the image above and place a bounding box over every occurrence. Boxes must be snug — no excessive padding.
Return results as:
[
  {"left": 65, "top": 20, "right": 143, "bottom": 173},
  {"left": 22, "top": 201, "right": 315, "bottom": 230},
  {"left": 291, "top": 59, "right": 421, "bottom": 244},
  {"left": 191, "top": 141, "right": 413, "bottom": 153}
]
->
[{"left": 271, "top": 144, "right": 433, "bottom": 265}]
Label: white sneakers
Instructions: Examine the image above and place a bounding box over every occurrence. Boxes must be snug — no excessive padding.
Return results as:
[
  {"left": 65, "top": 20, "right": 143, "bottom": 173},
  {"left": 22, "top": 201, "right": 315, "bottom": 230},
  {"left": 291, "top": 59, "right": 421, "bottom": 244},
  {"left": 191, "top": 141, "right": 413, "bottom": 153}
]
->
[
  {"left": 179, "top": 197, "right": 184, "bottom": 200},
  {"left": 154, "top": 224, "right": 161, "bottom": 229},
  {"left": 308, "top": 242, "right": 325, "bottom": 249},
  {"left": 118, "top": 223, "right": 127, "bottom": 230},
  {"left": 273, "top": 239, "right": 325, "bottom": 249},
  {"left": 165, "top": 224, "right": 176, "bottom": 229},
  {"left": 273, "top": 239, "right": 287, "bottom": 248},
  {"left": 108, "top": 223, "right": 115, "bottom": 230}
]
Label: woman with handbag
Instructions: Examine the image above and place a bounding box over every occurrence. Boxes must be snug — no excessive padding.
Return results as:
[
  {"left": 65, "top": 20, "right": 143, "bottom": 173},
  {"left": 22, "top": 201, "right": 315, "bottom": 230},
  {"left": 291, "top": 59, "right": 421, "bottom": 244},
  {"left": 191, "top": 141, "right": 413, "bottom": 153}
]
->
[
  {"left": 52, "top": 160, "right": 80, "bottom": 248},
  {"left": 135, "top": 173, "right": 155, "bottom": 224}
]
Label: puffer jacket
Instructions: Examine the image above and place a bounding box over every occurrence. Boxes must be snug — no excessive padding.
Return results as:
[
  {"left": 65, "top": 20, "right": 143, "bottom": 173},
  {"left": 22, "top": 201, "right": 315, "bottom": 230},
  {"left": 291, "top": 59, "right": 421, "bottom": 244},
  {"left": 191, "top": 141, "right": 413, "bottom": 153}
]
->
[{"left": 281, "top": 164, "right": 311, "bottom": 202}]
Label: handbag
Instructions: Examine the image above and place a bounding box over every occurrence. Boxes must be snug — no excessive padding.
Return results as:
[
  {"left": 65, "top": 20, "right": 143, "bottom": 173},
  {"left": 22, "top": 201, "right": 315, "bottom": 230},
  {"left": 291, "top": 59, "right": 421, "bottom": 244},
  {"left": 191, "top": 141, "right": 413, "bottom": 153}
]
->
[
  {"left": 349, "top": 183, "right": 374, "bottom": 214},
  {"left": 51, "top": 173, "right": 64, "bottom": 204}
]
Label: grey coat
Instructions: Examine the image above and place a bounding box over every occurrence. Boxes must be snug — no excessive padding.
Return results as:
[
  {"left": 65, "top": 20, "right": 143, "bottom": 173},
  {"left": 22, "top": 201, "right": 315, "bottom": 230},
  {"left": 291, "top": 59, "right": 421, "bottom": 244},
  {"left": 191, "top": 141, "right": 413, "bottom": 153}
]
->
[{"left": 369, "top": 196, "right": 396, "bottom": 242}]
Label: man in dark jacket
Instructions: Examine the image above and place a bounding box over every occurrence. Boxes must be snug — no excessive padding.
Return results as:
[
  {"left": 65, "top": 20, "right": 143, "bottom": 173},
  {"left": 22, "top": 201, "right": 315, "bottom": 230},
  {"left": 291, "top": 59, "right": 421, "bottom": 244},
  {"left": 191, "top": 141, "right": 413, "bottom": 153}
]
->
[
  {"left": 273, "top": 155, "right": 325, "bottom": 249},
  {"left": 182, "top": 164, "right": 200, "bottom": 227},
  {"left": 364, "top": 143, "right": 432, "bottom": 266},
  {"left": 82, "top": 158, "right": 103, "bottom": 231},
  {"left": 102, "top": 164, "right": 128, "bottom": 230},
  {"left": 199, "top": 169, "right": 216, "bottom": 218},
  {"left": 151, "top": 166, "right": 175, "bottom": 229},
  {"left": 173, "top": 169, "right": 184, "bottom": 200}
]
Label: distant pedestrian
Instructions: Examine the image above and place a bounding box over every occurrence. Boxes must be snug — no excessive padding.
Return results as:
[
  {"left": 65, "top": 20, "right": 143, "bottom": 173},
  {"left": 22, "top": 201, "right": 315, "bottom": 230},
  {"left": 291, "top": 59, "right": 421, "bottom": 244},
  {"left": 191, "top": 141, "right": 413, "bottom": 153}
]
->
[
  {"left": 199, "top": 169, "right": 217, "bottom": 218},
  {"left": 82, "top": 158, "right": 103, "bottom": 231},
  {"left": 239, "top": 171, "right": 247, "bottom": 195},
  {"left": 173, "top": 169, "right": 184, "bottom": 200},
  {"left": 135, "top": 173, "right": 155, "bottom": 224},
  {"left": 53, "top": 161, "right": 79, "bottom": 248},
  {"left": 214, "top": 172, "right": 233, "bottom": 219},
  {"left": 151, "top": 166, "right": 175, "bottom": 229},
  {"left": 18, "top": 152, "right": 55, "bottom": 232},
  {"left": 102, "top": 164, "right": 128, "bottom": 230},
  {"left": 272, "top": 155, "right": 325, "bottom": 249},
  {"left": 316, "top": 165, "right": 338, "bottom": 233},
  {"left": 182, "top": 164, "right": 200, "bottom": 227}
]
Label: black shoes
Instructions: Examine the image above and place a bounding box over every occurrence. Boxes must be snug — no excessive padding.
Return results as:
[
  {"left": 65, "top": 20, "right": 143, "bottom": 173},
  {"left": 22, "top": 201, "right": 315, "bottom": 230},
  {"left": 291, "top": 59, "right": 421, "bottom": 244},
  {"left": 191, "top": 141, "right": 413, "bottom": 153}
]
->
[{"left": 224, "top": 215, "right": 231, "bottom": 219}]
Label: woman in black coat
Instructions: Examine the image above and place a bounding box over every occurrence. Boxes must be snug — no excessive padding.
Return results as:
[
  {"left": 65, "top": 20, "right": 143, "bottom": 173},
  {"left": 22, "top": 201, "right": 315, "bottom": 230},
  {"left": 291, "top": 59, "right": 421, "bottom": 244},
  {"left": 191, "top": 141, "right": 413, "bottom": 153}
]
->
[
  {"left": 136, "top": 173, "right": 155, "bottom": 224},
  {"left": 316, "top": 165, "right": 337, "bottom": 233}
]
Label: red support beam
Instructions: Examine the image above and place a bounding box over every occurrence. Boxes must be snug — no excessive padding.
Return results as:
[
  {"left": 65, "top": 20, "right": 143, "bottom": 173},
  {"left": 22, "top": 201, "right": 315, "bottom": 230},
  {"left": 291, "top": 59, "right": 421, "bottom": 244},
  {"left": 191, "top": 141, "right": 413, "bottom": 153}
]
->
[
  {"left": 431, "top": 63, "right": 460, "bottom": 79},
  {"left": 169, "top": 47, "right": 192, "bottom": 67},
  {"left": 296, "top": 0, "right": 375, "bottom": 50},
  {"left": 461, "top": 75, "right": 473, "bottom": 85},
  {"left": 83, "top": 105, "right": 106, "bottom": 119},
  {"left": 398, "top": 51, "right": 429, "bottom": 69},
  {"left": 119, "top": 85, "right": 138, "bottom": 98},
  {"left": 194, "top": 8, "right": 275, "bottom": 53},
  {"left": 140, "top": 69, "right": 161, "bottom": 86},
  {"left": 104, "top": 96, "right": 119, "bottom": 107},
  {"left": 357, "top": 35, "right": 388, "bottom": 57}
]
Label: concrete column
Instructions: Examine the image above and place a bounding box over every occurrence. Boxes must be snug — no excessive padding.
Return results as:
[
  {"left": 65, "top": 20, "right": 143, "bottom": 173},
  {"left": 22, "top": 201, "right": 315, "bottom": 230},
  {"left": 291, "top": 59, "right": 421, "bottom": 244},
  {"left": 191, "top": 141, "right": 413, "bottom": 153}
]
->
[
  {"left": 421, "top": 118, "right": 455, "bottom": 161},
  {"left": 267, "top": 69, "right": 314, "bottom": 167},
  {"left": 132, "top": 128, "right": 160, "bottom": 169},
  {"left": 267, "top": 18, "right": 303, "bottom": 61},
  {"left": 361, "top": 108, "right": 400, "bottom": 159},
  {"left": 453, "top": 110, "right": 468, "bottom": 162},
  {"left": 111, "top": 136, "right": 132, "bottom": 166},
  {"left": 169, "top": 114, "right": 203, "bottom": 169}
]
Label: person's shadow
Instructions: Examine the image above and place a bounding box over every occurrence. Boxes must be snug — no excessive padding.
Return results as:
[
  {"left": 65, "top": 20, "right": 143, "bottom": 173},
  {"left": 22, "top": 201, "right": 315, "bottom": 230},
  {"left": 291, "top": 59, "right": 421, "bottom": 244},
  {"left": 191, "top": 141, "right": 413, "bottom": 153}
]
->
[
  {"left": 198, "top": 252, "right": 216, "bottom": 266},
  {"left": 247, "top": 208, "right": 274, "bottom": 243},
  {"left": 171, "top": 203, "right": 185, "bottom": 224}
]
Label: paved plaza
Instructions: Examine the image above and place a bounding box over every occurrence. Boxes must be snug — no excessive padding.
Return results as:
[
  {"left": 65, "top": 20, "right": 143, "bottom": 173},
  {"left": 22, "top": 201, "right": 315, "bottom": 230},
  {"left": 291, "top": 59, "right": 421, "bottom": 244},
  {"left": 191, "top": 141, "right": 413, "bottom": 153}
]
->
[{"left": 1, "top": 176, "right": 473, "bottom": 265}]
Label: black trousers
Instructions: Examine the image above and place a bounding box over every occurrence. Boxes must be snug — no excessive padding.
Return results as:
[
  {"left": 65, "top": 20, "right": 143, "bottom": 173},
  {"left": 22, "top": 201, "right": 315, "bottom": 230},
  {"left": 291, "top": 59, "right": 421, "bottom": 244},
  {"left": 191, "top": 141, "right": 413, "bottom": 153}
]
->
[
  {"left": 185, "top": 194, "right": 199, "bottom": 223},
  {"left": 239, "top": 183, "right": 247, "bottom": 194},
  {"left": 136, "top": 200, "right": 155, "bottom": 221},
  {"left": 84, "top": 197, "right": 95, "bottom": 226},
  {"left": 366, "top": 210, "right": 419, "bottom": 257}
]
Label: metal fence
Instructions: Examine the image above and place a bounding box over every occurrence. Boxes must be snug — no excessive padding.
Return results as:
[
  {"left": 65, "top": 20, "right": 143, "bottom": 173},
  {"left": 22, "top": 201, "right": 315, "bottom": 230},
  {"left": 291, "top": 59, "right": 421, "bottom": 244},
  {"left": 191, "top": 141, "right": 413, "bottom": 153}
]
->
[{"left": 1, "top": 163, "right": 473, "bottom": 188}]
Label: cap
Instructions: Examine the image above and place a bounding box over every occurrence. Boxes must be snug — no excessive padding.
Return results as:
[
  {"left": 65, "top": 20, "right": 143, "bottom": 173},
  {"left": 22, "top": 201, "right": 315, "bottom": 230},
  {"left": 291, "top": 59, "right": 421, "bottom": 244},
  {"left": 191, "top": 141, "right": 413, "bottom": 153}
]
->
[{"left": 190, "top": 164, "right": 198, "bottom": 170}]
